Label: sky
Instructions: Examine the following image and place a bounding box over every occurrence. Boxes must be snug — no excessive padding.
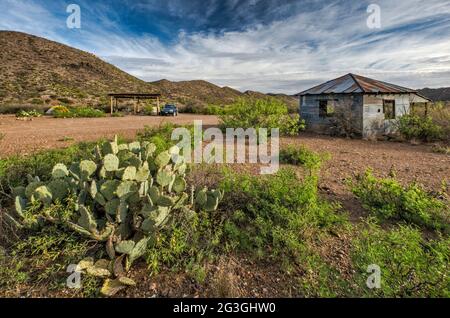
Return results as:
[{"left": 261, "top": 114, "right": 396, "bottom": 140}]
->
[{"left": 1, "top": 0, "right": 450, "bottom": 94}]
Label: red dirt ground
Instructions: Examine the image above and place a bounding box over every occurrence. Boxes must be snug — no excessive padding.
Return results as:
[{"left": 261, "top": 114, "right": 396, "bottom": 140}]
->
[
  {"left": 1, "top": 114, "right": 448, "bottom": 195},
  {"left": 0, "top": 114, "right": 219, "bottom": 157}
]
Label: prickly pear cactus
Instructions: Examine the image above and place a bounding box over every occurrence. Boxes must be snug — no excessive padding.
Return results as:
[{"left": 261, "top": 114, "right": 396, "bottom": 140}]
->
[{"left": 5, "top": 135, "right": 224, "bottom": 296}]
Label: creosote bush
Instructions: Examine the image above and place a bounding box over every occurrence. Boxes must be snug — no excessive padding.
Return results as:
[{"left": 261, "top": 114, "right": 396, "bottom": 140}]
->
[
  {"left": 220, "top": 97, "right": 305, "bottom": 136},
  {"left": 351, "top": 222, "right": 450, "bottom": 297},
  {"left": 16, "top": 109, "right": 42, "bottom": 118},
  {"left": 397, "top": 114, "right": 443, "bottom": 142},
  {"left": 220, "top": 168, "right": 345, "bottom": 269},
  {"left": 53, "top": 106, "right": 105, "bottom": 118},
  {"left": 280, "top": 145, "right": 329, "bottom": 172},
  {"left": 350, "top": 170, "right": 449, "bottom": 233}
]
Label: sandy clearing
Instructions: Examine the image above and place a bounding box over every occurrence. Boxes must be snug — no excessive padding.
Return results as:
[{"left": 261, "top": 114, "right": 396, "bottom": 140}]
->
[{"left": 0, "top": 114, "right": 219, "bottom": 157}]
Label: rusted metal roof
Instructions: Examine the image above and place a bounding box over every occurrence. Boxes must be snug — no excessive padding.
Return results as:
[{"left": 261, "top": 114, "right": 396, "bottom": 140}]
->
[{"left": 298, "top": 73, "right": 418, "bottom": 95}]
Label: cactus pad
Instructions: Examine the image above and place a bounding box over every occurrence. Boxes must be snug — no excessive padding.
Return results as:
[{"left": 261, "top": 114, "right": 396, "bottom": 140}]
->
[
  {"left": 52, "top": 163, "right": 69, "bottom": 179},
  {"left": 103, "top": 154, "right": 119, "bottom": 172}
]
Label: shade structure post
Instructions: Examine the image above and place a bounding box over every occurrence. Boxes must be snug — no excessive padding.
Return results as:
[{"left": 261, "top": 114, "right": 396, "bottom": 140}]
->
[{"left": 157, "top": 96, "right": 160, "bottom": 115}]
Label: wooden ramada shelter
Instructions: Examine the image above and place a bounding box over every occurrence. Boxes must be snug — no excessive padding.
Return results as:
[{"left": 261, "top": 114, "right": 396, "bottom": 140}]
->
[{"left": 108, "top": 93, "right": 161, "bottom": 114}]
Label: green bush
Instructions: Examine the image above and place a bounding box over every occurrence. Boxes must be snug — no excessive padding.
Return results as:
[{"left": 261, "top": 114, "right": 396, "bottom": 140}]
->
[
  {"left": 220, "top": 168, "right": 345, "bottom": 268},
  {"left": 16, "top": 110, "right": 42, "bottom": 118},
  {"left": 143, "top": 105, "right": 157, "bottom": 115},
  {"left": 0, "top": 227, "right": 96, "bottom": 295},
  {"left": 280, "top": 145, "right": 329, "bottom": 172},
  {"left": 73, "top": 107, "right": 105, "bottom": 118},
  {"left": 350, "top": 170, "right": 449, "bottom": 233},
  {"left": 53, "top": 107, "right": 105, "bottom": 118},
  {"left": 351, "top": 223, "right": 450, "bottom": 297},
  {"left": 219, "top": 98, "right": 305, "bottom": 136},
  {"left": 203, "top": 104, "right": 229, "bottom": 115},
  {"left": 145, "top": 209, "right": 223, "bottom": 275},
  {"left": 397, "top": 114, "right": 443, "bottom": 142}
]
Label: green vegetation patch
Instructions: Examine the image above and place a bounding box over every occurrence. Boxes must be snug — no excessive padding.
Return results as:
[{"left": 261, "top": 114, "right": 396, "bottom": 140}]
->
[
  {"left": 219, "top": 97, "right": 305, "bottom": 136},
  {"left": 350, "top": 170, "right": 449, "bottom": 233}
]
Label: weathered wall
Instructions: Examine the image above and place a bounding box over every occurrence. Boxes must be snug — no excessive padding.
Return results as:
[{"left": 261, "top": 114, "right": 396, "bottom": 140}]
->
[
  {"left": 362, "top": 94, "right": 416, "bottom": 138},
  {"left": 300, "top": 93, "right": 428, "bottom": 138},
  {"left": 299, "top": 94, "right": 363, "bottom": 133}
]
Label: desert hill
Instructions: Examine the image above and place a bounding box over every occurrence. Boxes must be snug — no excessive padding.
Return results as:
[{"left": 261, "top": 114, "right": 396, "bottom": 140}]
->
[{"left": 0, "top": 31, "right": 297, "bottom": 111}]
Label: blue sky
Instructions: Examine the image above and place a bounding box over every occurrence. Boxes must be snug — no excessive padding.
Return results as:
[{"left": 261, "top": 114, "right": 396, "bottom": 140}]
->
[{"left": 1, "top": 0, "right": 450, "bottom": 93}]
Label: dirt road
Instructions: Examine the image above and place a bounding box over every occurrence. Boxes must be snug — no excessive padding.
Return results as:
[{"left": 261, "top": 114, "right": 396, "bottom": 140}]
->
[
  {"left": 281, "top": 135, "right": 450, "bottom": 214},
  {"left": 0, "top": 114, "right": 219, "bottom": 156}
]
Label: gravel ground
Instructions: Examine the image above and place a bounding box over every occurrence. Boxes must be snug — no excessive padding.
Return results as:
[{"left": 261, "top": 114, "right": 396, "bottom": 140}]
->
[
  {"left": 0, "top": 114, "right": 219, "bottom": 157},
  {"left": 0, "top": 113, "right": 448, "bottom": 195}
]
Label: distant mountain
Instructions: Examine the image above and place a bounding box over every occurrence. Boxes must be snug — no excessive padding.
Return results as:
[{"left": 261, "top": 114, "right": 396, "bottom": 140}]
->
[
  {"left": 0, "top": 31, "right": 153, "bottom": 108},
  {"left": 149, "top": 79, "right": 242, "bottom": 107},
  {"left": 0, "top": 31, "right": 298, "bottom": 111},
  {"left": 418, "top": 87, "right": 450, "bottom": 102},
  {"left": 149, "top": 80, "right": 298, "bottom": 111}
]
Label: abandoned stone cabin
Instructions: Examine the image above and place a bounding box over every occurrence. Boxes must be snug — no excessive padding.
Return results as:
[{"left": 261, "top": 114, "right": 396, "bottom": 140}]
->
[{"left": 297, "top": 74, "right": 430, "bottom": 138}]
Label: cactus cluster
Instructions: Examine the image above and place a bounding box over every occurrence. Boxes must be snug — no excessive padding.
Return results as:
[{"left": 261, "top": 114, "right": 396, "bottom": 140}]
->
[{"left": 6, "top": 136, "right": 223, "bottom": 295}]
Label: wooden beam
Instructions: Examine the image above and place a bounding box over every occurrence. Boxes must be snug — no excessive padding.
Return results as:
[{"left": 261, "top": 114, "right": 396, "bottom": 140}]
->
[
  {"left": 157, "top": 96, "right": 160, "bottom": 115},
  {"left": 110, "top": 96, "right": 113, "bottom": 115}
]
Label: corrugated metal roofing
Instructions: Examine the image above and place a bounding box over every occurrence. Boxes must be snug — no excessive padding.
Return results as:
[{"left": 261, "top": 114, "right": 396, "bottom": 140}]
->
[{"left": 298, "top": 73, "right": 418, "bottom": 95}]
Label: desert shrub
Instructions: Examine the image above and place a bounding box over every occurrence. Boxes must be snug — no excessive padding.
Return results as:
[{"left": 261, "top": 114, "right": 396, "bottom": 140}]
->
[
  {"left": 53, "top": 106, "right": 105, "bottom": 118},
  {"left": 432, "top": 144, "right": 450, "bottom": 155},
  {"left": 0, "top": 142, "right": 96, "bottom": 206},
  {"left": 0, "top": 226, "right": 97, "bottom": 296},
  {"left": 0, "top": 104, "right": 47, "bottom": 114},
  {"left": 16, "top": 109, "right": 42, "bottom": 118},
  {"left": 143, "top": 105, "right": 157, "bottom": 115},
  {"left": 397, "top": 114, "right": 443, "bottom": 142},
  {"left": 72, "top": 107, "right": 105, "bottom": 118},
  {"left": 51, "top": 105, "right": 71, "bottom": 117},
  {"left": 220, "top": 98, "right": 305, "bottom": 136},
  {"left": 350, "top": 170, "right": 449, "bottom": 233},
  {"left": 428, "top": 104, "right": 450, "bottom": 142},
  {"left": 203, "top": 104, "right": 229, "bottom": 115},
  {"left": 351, "top": 223, "right": 449, "bottom": 297},
  {"left": 280, "top": 145, "right": 329, "bottom": 172},
  {"left": 145, "top": 209, "right": 224, "bottom": 275},
  {"left": 220, "top": 168, "right": 345, "bottom": 268},
  {"left": 328, "top": 107, "right": 362, "bottom": 138}
]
